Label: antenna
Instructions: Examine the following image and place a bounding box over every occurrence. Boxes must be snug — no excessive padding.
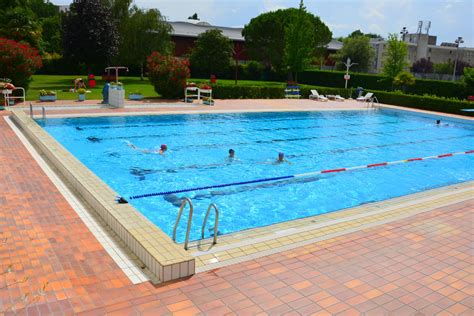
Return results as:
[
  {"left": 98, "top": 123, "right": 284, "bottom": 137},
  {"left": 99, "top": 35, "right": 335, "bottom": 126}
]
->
[
  {"left": 425, "top": 21, "right": 431, "bottom": 34},
  {"left": 417, "top": 21, "right": 423, "bottom": 34}
]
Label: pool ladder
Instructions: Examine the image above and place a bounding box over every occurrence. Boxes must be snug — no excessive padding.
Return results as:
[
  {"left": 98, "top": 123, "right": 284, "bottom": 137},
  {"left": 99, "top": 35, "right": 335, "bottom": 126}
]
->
[{"left": 172, "top": 198, "right": 219, "bottom": 250}]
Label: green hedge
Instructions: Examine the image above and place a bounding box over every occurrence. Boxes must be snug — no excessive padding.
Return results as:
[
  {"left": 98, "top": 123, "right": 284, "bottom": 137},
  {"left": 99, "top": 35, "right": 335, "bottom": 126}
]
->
[
  {"left": 367, "top": 90, "right": 473, "bottom": 116},
  {"left": 210, "top": 84, "right": 352, "bottom": 99},
  {"left": 298, "top": 69, "right": 468, "bottom": 99},
  {"left": 209, "top": 83, "right": 473, "bottom": 116}
]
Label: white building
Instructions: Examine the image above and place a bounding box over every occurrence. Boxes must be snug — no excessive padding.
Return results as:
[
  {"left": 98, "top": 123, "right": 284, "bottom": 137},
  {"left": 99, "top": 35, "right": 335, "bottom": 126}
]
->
[{"left": 371, "top": 33, "right": 474, "bottom": 75}]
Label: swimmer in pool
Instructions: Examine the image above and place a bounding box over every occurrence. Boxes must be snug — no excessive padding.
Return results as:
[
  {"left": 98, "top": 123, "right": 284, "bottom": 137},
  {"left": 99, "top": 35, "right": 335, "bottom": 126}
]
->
[
  {"left": 275, "top": 152, "right": 292, "bottom": 165},
  {"left": 126, "top": 141, "right": 168, "bottom": 154},
  {"left": 435, "top": 119, "right": 449, "bottom": 127},
  {"left": 256, "top": 152, "right": 292, "bottom": 165}
]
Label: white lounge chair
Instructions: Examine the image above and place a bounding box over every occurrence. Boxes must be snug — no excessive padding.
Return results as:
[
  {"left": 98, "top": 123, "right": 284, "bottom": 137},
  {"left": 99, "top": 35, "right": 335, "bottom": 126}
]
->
[
  {"left": 335, "top": 95, "right": 345, "bottom": 102},
  {"left": 309, "top": 90, "right": 328, "bottom": 101},
  {"left": 356, "top": 92, "right": 374, "bottom": 102}
]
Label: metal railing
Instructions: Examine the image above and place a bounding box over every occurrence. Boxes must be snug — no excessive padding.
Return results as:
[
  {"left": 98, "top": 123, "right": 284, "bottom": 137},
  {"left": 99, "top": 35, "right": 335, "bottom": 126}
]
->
[
  {"left": 201, "top": 203, "right": 219, "bottom": 245},
  {"left": 172, "top": 197, "right": 194, "bottom": 250}
]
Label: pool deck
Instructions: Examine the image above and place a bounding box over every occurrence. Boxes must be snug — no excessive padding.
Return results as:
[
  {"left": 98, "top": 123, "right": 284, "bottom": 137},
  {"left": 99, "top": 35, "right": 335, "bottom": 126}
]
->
[{"left": 1, "top": 100, "right": 473, "bottom": 315}]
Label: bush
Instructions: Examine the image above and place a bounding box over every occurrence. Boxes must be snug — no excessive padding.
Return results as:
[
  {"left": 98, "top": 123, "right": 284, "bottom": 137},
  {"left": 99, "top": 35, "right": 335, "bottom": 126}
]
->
[
  {"left": 0, "top": 38, "right": 42, "bottom": 90},
  {"left": 298, "top": 69, "right": 468, "bottom": 99},
  {"left": 147, "top": 52, "right": 190, "bottom": 98},
  {"left": 206, "top": 81, "right": 473, "bottom": 116},
  {"left": 368, "top": 90, "right": 473, "bottom": 116}
]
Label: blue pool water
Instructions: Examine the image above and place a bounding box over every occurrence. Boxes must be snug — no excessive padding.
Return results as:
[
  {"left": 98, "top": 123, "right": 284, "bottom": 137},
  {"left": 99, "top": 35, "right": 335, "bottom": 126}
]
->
[{"left": 37, "top": 110, "right": 474, "bottom": 242}]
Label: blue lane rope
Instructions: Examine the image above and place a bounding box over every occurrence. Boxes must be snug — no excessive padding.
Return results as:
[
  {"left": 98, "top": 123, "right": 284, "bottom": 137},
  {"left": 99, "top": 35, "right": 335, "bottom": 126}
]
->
[{"left": 128, "top": 175, "right": 294, "bottom": 200}]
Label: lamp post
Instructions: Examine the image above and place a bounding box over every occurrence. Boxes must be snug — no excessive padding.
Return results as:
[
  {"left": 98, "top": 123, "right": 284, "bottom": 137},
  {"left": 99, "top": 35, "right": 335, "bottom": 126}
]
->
[
  {"left": 343, "top": 57, "right": 358, "bottom": 89},
  {"left": 400, "top": 27, "right": 408, "bottom": 41},
  {"left": 452, "top": 36, "right": 464, "bottom": 81}
]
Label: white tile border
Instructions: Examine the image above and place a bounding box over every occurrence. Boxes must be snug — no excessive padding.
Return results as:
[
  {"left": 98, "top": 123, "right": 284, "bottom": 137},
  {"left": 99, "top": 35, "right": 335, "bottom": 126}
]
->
[{"left": 4, "top": 116, "right": 156, "bottom": 284}]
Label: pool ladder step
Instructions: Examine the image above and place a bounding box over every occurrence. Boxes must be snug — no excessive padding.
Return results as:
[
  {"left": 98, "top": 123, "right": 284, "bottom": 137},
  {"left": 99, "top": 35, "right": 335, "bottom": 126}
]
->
[{"left": 172, "top": 198, "right": 219, "bottom": 250}]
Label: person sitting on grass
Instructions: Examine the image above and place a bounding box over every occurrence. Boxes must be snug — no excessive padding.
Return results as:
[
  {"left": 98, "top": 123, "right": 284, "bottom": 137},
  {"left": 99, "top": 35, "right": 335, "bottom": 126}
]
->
[{"left": 74, "top": 78, "right": 86, "bottom": 91}]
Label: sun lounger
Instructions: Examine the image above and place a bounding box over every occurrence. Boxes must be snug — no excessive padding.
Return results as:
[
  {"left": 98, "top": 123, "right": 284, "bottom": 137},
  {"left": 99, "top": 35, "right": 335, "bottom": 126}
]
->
[
  {"left": 309, "top": 90, "right": 328, "bottom": 101},
  {"left": 356, "top": 92, "right": 374, "bottom": 102}
]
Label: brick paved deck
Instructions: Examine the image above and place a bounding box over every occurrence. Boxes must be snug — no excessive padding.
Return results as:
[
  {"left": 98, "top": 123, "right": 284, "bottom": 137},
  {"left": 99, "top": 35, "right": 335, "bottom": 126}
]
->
[{"left": 0, "top": 109, "right": 473, "bottom": 315}]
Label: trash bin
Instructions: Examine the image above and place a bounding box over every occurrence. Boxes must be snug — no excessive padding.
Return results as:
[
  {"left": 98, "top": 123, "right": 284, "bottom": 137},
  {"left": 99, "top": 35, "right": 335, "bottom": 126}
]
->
[
  {"left": 210, "top": 75, "right": 217, "bottom": 84},
  {"left": 88, "top": 74, "right": 96, "bottom": 88}
]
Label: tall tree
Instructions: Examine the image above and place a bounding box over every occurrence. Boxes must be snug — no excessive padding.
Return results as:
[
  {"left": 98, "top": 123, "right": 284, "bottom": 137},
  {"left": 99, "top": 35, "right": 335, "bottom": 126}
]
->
[
  {"left": 242, "top": 8, "right": 331, "bottom": 73},
  {"left": 118, "top": 6, "right": 172, "bottom": 79},
  {"left": 0, "top": 0, "right": 62, "bottom": 55},
  {"left": 189, "top": 29, "right": 233, "bottom": 77},
  {"left": 283, "top": 1, "right": 315, "bottom": 81},
  {"left": 383, "top": 33, "right": 408, "bottom": 81},
  {"left": 62, "top": 0, "right": 119, "bottom": 69},
  {"left": 333, "top": 35, "right": 374, "bottom": 72}
]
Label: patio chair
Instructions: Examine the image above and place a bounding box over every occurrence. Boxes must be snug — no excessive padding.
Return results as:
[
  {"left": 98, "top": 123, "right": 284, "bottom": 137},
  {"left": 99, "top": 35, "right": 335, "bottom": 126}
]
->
[
  {"left": 335, "top": 95, "right": 345, "bottom": 102},
  {"left": 285, "top": 85, "right": 300, "bottom": 99},
  {"left": 309, "top": 90, "right": 328, "bottom": 101},
  {"left": 356, "top": 92, "right": 374, "bottom": 102}
]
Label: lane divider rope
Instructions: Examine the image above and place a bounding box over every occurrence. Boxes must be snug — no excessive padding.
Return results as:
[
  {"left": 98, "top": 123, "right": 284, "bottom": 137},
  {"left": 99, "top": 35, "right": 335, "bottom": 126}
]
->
[{"left": 128, "top": 150, "right": 473, "bottom": 200}]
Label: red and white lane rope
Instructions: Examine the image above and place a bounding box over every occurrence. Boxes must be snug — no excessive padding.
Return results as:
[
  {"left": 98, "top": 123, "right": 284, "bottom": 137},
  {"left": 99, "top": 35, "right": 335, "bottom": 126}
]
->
[
  {"left": 296, "top": 150, "right": 474, "bottom": 178},
  {"left": 129, "top": 150, "right": 473, "bottom": 200}
]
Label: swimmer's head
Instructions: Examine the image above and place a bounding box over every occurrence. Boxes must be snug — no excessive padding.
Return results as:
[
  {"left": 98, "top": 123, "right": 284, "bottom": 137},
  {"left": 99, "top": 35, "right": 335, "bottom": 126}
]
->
[
  {"left": 160, "top": 144, "right": 167, "bottom": 152},
  {"left": 229, "top": 149, "right": 235, "bottom": 158},
  {"left": 436, "top": 120, "right": 441, "bottom": 125},
  {"left": 278, "top": 152, "right": 284, "bottom": 161}
]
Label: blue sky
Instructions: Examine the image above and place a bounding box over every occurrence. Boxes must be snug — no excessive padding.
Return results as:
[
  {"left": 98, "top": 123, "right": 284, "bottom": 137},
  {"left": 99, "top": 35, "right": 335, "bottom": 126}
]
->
[{"left": 52, "top": 0, "right": 474, "bottom": 46}]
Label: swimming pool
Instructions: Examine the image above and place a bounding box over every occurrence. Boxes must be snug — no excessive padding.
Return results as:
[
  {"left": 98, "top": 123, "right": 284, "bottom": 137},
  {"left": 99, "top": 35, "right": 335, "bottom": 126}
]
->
[{"left": 37, "top": 110, "right": 474, "bottom": 242}]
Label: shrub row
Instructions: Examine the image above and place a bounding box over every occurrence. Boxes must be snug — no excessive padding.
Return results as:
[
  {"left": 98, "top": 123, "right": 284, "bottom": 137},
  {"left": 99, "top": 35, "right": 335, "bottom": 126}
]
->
[
  {"left": 209, "top": 83, "right": 473, "bottom": 116},
  {"left": 367, "top": 90, "right": 473, "bottom": 116},
  {"left": 298, "top": 69, "right": 468, "bottom": 99}
]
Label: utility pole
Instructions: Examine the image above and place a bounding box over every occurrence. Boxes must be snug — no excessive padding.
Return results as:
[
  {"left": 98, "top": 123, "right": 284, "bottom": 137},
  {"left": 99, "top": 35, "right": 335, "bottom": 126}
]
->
[
  {"left": 343, "top": 57, "right": 357, "bottom": 89},
  {"left": 452, "top": 36, "right": 464, "bottom": 81}
]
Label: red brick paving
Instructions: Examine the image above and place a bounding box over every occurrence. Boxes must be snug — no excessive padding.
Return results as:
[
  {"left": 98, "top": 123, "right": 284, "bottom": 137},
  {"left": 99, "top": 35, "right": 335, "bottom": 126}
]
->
[{"left": 0, "top": 114, "right": 473, "bottom": 315}]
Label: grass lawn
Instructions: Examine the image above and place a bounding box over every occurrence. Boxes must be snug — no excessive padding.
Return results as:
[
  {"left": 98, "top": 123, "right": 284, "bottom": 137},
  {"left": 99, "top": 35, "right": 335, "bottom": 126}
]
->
[{"left": 27, "top": 75, "right": 285, "bottom": 101}]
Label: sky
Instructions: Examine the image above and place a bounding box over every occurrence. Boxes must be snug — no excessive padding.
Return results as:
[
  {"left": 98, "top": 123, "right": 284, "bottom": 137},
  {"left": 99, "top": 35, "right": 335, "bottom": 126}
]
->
[{"left": 51, "top": 0, "right": 474, "bottom": 46}]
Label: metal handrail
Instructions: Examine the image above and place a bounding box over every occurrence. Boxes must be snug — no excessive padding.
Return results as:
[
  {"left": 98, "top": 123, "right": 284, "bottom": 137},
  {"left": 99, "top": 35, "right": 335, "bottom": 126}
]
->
[
  {"left": 172, "top": 197, "right": 194, "bottom": 250},
  {"left": 42, "top": 106, "right": 46, "bottom": 119},
  {"left": 201, "top": 203, "right": 219, "bottom": 245}
]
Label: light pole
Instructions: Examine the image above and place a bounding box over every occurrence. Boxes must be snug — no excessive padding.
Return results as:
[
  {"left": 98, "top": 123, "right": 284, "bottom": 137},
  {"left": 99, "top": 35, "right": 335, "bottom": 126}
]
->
[
  {"left": 452, "top": 36, "right": 464, "bottom": 81},
  {"left": 400, "top": 27, "right": 408, "bottom": 41},
  {"left": 343, "top": 57, "right": 358, "bottom": 89}
]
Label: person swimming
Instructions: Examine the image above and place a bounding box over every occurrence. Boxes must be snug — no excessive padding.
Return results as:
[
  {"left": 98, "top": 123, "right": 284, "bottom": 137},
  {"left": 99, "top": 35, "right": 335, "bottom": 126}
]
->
[
  {"left": 275, "top": 152, "right": 292, "bottom": 165},
  {"left": 229, "top": 149, "right": 235, "bottom": 159},
  {"left": 435, "top": 119, "right": 449, "bottom": 127},
  {"left": 126, "top": 141, "right": 168, "bottom": 154}
]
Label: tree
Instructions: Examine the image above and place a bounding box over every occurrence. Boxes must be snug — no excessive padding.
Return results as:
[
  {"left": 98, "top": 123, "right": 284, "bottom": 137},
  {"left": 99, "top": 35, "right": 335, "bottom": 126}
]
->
[
  {"left": 462, "top": 67, "right": 474, "bottom": 94},
  {"left": 382, "top": 33, "right": 408, "bottom": 81},
  {"left": 189, "top": 29, "right": 233, "bottom": 77},
  {"left": 333, "top": 35, "right": 374, "bottom": 72},
  {"left": 283, "top": 1, "right": 316, "bottom": 81},
  {"left": 0, "top": 38, "right": 42, "bottom": 90},
  {"left": 242, "top": 8, "right": 331, "bottom": 72},
  {"left": 393, "top": 71, "right": 415, "bottom": 92},
  {"left": 118, "top": 6, "right": 172, "bottom": 80},
  {"left": 0, "top": 0, "right": 62, "bottom": 55},
  {"left": 348, "top": 30, "right": 381, "bottom": 39},
  {"left": 0, "top": 6, "right": 42, "bottom": 50},
  {"left": 411, "top": 58, "right": 433, "bottom": 73},
  {"left": 62, "top": 0, "right": 119, "bottom": 70},
  {"left": 188, "top": 13, "right": 199, "bottom": 20}
]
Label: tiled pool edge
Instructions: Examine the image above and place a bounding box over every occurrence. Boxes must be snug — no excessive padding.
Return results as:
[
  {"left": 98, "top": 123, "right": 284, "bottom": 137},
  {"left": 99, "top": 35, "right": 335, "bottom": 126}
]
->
[{"left": 10, "top": 109, "right": 194, "bottom": 283}]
